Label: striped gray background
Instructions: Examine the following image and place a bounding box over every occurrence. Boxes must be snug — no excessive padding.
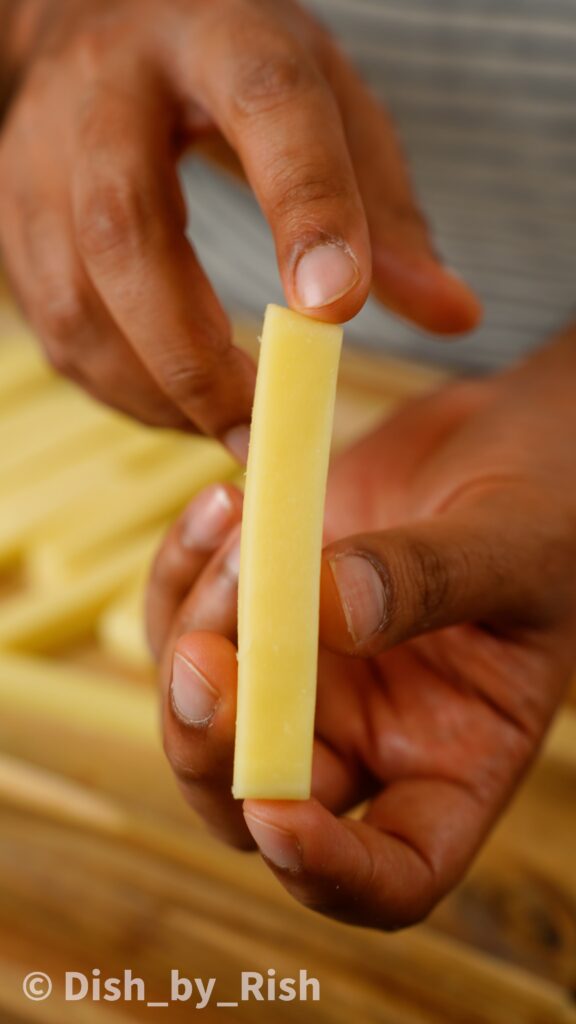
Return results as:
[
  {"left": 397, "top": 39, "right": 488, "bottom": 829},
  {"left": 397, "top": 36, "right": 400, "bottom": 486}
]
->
[{"left": 181, "top": 0, "right": 576, "bottom": 371}]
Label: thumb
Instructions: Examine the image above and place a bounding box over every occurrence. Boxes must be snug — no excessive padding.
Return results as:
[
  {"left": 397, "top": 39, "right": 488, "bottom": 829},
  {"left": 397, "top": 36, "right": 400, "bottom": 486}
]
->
[{"left": 320, "top": 488, "right": 556, "bottom": 657}]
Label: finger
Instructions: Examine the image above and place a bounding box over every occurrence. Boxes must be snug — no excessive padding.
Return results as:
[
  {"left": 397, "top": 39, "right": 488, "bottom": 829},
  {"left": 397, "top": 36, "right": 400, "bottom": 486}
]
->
[
  {"left": 171, "top": 524, "right": 242, "bottom": 644},
  {"left": 0, "top": 79, "right": 188, "bottom": 427},
  {"left": 182, "top": 10, "right": 371, "bottom": 322},
  {"left": 163, "top": 633, "right": 363, "bottom": 849},
  {"left": 163, "top": 631, "right": 253, "bottom": 848},
  {"left": 243, "top": 773, "right": 499, "bottom": 929},
  {"left": 146, "top": 483, "right": 243, "bottom": 661},
  {"left": 322, "top": 42, "right": 481, "bottom": 335},
  {"left": 71, "top": 64, "right": 255, "bottom": 442},
  {"left": 320, "top": 484, "right": 566, "bottom": 656},
  {"left": 170, "top": 575, "right": 372, "bottom": 812},
  {"left": 1, "top": 179, "right": 193, "bottom": 428}
]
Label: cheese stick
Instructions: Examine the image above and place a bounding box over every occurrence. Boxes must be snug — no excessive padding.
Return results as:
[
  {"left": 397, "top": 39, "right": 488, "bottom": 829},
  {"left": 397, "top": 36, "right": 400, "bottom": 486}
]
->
[
  {"left": 233, "top": 305, "right": 342, "bottom": 799},
  {"left": 0, "top": 530, "right": 161, "bottom": 652},
  {"left": 29, "top": 440, "right": 237, "bottom": 584},
  {"left": 98, "top": 576, "right": 152, "bottom": 669}
]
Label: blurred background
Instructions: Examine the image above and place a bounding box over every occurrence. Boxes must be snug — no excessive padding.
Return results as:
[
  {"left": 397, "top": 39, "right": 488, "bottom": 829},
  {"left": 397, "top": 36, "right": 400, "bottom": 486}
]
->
[{"left": 0, "top": 274, "right": 576, "bottom": 1024}]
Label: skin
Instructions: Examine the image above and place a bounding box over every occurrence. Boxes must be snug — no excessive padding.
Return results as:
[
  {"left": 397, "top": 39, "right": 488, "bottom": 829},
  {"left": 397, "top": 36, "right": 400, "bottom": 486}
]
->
[
  {"left": 147, "top": 323, "right": 576, "bottom": 930},
  {"left": 0, "top": 0, "right": 479, "bottom": 440},
  {"left": 3, "top": 0, "right": 571, "bottom": 932}
]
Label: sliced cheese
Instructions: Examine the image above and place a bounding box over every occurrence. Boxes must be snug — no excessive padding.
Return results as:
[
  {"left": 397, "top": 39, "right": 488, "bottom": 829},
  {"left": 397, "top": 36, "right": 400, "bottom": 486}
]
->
[{"left": 233, "top": 305, "right": 342, "bottom": 799}]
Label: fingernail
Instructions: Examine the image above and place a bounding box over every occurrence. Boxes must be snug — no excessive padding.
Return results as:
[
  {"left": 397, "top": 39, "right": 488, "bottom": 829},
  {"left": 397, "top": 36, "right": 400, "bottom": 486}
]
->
[
  {"left": 180, "top": 485, "right": 235, "bottom": 551},
  {"left": 295, "top": 242, "right": 359, "bottom": 309},
  {"left": 329, "top": 553, "right": 386, "bottom": 644},
  {"left": 171, "top": 653, "right": 220, "bottom": 726},
  {"left": 223, "top": 424, "right": 250, "bottom": 465},
  {"left": 244, "top": 814, "right": 302, "bottom": 873}
]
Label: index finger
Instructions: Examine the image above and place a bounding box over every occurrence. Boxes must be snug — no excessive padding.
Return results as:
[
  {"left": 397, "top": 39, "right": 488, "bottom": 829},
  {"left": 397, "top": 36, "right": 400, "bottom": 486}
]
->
[
  {"left": 72, "top": 60, "right": 255, "bottom": 443},
  {"left": 182, "top": 9, "right": 372, "bottom": 323}
]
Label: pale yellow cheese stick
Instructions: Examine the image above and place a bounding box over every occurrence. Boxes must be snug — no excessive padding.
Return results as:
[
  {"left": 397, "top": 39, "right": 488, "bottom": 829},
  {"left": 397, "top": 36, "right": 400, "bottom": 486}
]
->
[
  {"left": 28, "top": 439, "right": 237, "bottom": 584},
  {"left": 0, "top": 417, "right": 136, "bottom": 499},
  {"left": 0, "top": 430, "right": 184, "bottom": 569},
  {"left": 98, "top": 576, "right": 153, "bottom": 670},
  {"left": 0, "top": 379, "right": 61, "bottom": 441},
  {"left": 0, "top": 379, "right": 103, "bottom": 446},
  {"left": 0, "top": 529, "right": 161, "bottom": 652},
  {"left": 0, "top": 335, "right": 52, "bottom": 408},
  {"left": 233, "top": 305, "right": 342, "bottom": 799},
  {"left": 0, "top": 651, "right": 155, "bottom": 744}
]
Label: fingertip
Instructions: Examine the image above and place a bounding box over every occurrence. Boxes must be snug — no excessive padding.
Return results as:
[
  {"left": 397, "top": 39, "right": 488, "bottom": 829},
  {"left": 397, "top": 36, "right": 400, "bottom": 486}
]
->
[
  {"left": 435, "top": 268, "right": 483, "bottom": 335},
  {"left": 298, "top": 280, "right": 369, "bottom": 324},
  {"left": 373, "top": 249, "right": 483, "bottom": 336},
  {"left": 243, "top": 797, "right": 315, "bottom": 827},
  {"left": 288, "top": 238, "right": 371, "bottom": 323},
  {"left": 162, "top": 626, "right": 251, "bottom": 848},
  {"left": 242, "top": 798, "right": 327, "bottom": 872},
  {"left": 222, "top": 423, "right": 251, "bottom": 465},
  {"left": 243, "top": 797, "right": 336, "bottom": 845},
  {"left": 242, "top": 799, "right": 377, "bottom": 923},
  {"left": 166, "top": 632, "right": 238, "bottom": 742},
  {"left": 170, "top": 649, "right": 221, "bottom": 728},
  {"left": 179, "top": 483, "right": 243, "bottom": 552},
  {"left": 174, "top": 630, "right": 238, "bottom": 690},
  {"left": 146, "top": 487, "right": 243, "bottom": 660},
  {"left": 242, "top": 800, "right": 305, "bottom": 872}
]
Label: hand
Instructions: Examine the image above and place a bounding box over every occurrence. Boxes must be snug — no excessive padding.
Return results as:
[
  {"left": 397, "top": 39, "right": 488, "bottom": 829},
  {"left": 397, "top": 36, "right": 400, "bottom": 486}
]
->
[
  {"left": 0, "top": 0, "right": 479, "bottom": 441},
  {"left": 147, "top": 325, "right": 576, "bottom": 930}
]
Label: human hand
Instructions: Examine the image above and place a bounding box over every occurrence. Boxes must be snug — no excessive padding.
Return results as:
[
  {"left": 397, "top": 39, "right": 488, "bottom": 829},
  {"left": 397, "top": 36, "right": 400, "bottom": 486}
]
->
[
  {"left": 0, "top": 0, "right": 479, "bottom": 443},
  {"left": 147, "top": 325, "right": 576, "bottom": 929}
]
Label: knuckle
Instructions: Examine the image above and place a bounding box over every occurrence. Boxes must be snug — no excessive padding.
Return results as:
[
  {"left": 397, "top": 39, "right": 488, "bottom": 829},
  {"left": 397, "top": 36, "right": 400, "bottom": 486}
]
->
[
  {"left": 160, "top": 358, "right": 217, "bottom": 407},
  {"left": 77, "top": 80, "right": 135, "bottom": 149},
  {"left": 40, "top": 286, "right": 89, "bottom": 343},
  {"left": 77, "top": 177, "right": 148, "bottom": 259},
  {"left": 405, "top": 539, "right": 455, "bottom": 629},
  {"left": 231, "top": 48, "right": 319, "bottom": 119},
  {"left": 269, "top": 164, "right": 355, "bottom": 225},
  {"left": 162, "top": 732, "right": 205, "bottom": 783}
]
